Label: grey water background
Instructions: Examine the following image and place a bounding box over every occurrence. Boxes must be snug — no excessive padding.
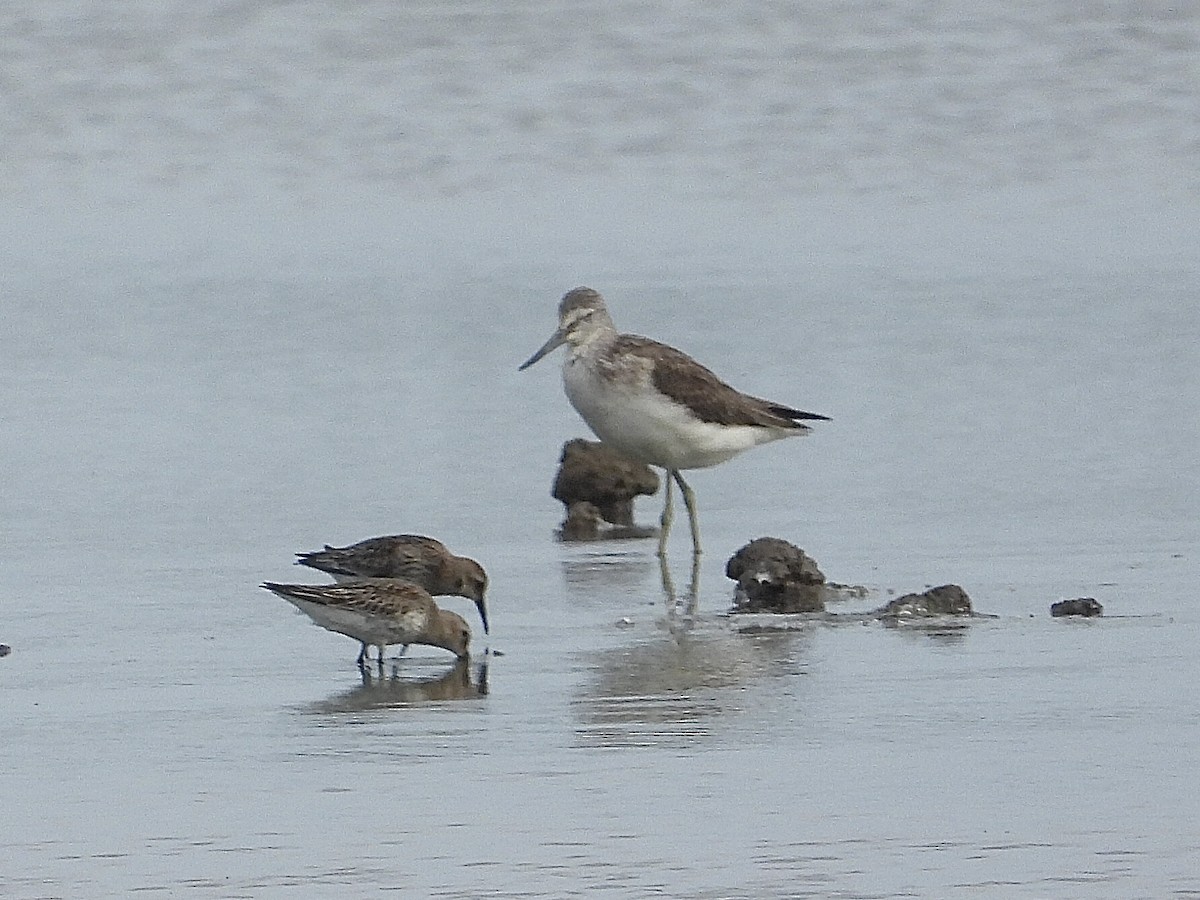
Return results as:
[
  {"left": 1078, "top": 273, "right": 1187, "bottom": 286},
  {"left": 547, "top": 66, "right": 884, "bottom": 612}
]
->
[{"left": 3, "top": 1, "right": 1199, "bottom": 897}]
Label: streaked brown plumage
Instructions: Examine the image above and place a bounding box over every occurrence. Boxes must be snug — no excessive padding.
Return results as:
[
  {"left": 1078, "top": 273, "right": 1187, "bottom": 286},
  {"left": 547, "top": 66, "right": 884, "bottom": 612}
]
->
[
  {"left": 295, "top": 535, "right": 488, "bottom": 634},
  {"left": 262, "top": 579, "right": 471, "bottom": 666}
]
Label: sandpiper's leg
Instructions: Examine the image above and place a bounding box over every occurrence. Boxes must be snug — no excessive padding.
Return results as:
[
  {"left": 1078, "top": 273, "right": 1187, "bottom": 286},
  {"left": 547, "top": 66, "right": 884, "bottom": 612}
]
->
[
  {"left": 357, "top": 642, "right": 368, "bottom": 667},
  {"left": 376, "top": 645, "right": 386, "bottom": 671},
  {"left": 658, "top": 471, "right": 676, "bottom": 557},
  {"left": 674, "top": 470, "right": 702, "bottom": 556}
]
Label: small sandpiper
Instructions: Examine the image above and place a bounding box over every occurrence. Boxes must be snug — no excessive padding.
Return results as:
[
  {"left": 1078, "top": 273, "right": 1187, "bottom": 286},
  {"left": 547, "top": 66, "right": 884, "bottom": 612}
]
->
[
  {"left": 262, "top": 579, "right": 472, "bottom": 667},
  {"left": 295, "top": 535, "right": 489, "bottom": 635},
  {"left": 519, "top": 287, "right": 828, "bottom": 556}
]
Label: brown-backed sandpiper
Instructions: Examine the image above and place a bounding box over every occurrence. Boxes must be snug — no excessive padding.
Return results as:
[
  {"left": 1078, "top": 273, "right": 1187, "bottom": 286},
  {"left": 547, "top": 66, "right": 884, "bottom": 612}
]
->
[
  {"left": 295, "top": 535, "right": 488, "bottom": 634},
  {"left": 262, "top": 579, "right": 471, "bottom": 667}
]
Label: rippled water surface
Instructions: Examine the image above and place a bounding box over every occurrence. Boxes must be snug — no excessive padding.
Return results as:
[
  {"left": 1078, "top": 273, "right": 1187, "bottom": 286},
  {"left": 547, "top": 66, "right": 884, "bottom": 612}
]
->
[{"left": 3, "top": 2, "right": 1199, "bottom": 897}]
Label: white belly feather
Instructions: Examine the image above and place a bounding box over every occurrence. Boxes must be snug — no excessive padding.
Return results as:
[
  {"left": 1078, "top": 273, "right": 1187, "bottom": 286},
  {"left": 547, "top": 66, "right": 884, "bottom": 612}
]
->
[
  {"left": 563, "top": 356, "right": 790, "bottom": 471},
  {"left": 287, "top": 597, "right": 422, "bottom": 647}
]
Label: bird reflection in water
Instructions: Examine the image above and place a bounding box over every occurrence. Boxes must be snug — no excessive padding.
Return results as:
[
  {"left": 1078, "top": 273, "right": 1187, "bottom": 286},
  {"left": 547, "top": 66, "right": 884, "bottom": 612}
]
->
[
  {"left": 878, "top": 616, "right": 973, "bottom": 646},
  {"left": 559, "top": 548, "right": 656, "bottom": 593},
  {"left": 574, "top": 622, "right": 807, "bottom": 749},
  {"left": 307, "top": 657, "right": 488, "bottom": 715},
  {"left": 563, "top": 540, "right": 805, "bottom": 748},
  {"left": 658, "top": 551, "right": 700, "bottom": 635},
  {"left": 559, "top": 547, "right": 699, "bottom": 635},
  {"left": 574, "top": 554, "right": 807, "bottom": 749}
]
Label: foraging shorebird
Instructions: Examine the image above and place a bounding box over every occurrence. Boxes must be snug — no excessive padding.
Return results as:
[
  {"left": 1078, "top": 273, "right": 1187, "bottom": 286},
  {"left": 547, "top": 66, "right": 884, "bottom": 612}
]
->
[
  {"left": 295, "top": 535, "right": 488, "bottom": 635},
  {"left": 262, "top": 579, "right": 472, "bottom": 667},
  {"left": 519, "top": 287, "right": 828, "bottom": 556}
]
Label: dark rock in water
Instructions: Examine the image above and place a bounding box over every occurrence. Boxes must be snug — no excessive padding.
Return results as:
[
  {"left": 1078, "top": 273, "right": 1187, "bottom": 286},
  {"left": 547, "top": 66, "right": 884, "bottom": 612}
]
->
[
  {"left": 0, "top": 644, "right": 10, "bottom": 657},
  {"left": 726, "top": 537, "right": 825, "bottom": 585},
  {"left": 1051, "top": 597, "right": 1103, "bottom": 617},
  {"left": 552, "top": 438, "right": 659, "bottom": 528},
  {"left": 726, "top": 537, "right": 826, "bottom": 613},
  {"left": 877, "top": 584, "right": 973, "bottom": 619}
]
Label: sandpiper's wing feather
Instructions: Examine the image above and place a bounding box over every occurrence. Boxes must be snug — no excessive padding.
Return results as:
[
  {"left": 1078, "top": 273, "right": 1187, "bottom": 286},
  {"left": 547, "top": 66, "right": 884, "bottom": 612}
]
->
[
  {"left": 262, "top": 579, "right": 431, "bottom": 618},
  {"left": 296, "top": 534, "right": 446, "bottom": 580},
  {"left": 612, "top": 335, "right": 828, "bottom": 430},
  {"left": 261, "top": 580, "right": 469, "bottom": 658},
  {"left": 379, "top": 536, "right": 451, "bottom": 582},
  {"left": 295, "top": 541, "right": 384, "bottom": 577}
]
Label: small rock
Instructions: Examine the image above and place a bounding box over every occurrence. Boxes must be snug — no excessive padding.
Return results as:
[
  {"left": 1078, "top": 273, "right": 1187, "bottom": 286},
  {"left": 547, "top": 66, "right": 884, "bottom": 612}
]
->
[
  {"left": 558, "top": 500, "right": 605, "bottom": 541},
  {"left": 552, "top": 438, "right": 659, "bottom": 528},
  {"left": 877, "top": 584, "right": 973, "bottom": 619},
  {"left": 726, "top": 537, "right": 826, "bottom": 613},
  {"left": 0, "top": 644, "right": 10, "bottom": 657},
  {"left": 1051, "top": 597, "right": 1103, "bottom": 617},
  {"left": 615, "top": 617, "right": 635, "bottom": 629}
]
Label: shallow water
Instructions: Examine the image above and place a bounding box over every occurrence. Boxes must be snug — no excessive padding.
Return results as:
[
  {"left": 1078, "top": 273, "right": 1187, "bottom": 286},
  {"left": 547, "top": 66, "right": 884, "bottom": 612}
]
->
[{"left": 3, "top": 2, "right": 1199, "bottom": 897}]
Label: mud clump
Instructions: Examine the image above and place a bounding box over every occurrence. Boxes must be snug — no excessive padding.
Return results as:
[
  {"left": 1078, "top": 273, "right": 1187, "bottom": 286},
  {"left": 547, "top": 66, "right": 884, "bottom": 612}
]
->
[
  {"left": 1051, "top": 597, "right": 1103, "bottom": 617},
  {"left": 558, "top": 500, "right": 605, "bottom": 541},
  {"left": 726, "top": 537, "right": 826, "bottom": 613},
  {"left": 876, "top": 584, "right": 973, "bottom": 620},
  {"left": 552, "top": 439, "right": 659, "bottom": 540}
]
